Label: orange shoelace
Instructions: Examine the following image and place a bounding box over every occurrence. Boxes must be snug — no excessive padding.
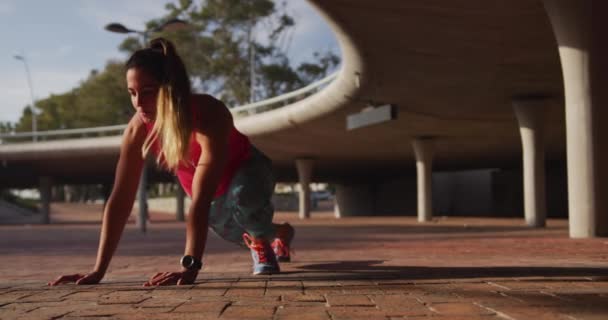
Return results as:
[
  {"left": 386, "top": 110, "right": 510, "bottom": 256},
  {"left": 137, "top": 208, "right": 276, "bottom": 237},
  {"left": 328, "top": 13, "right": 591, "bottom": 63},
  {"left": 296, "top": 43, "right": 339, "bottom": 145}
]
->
[
  {"left": 272, "top": 238, "right": 295, "bottom": 258},
  {"left": 272, "top": 238, "right": 289, "bottom": 257},
  {"left": 243, "top": 233, "right": 269, "bottom": 263}
]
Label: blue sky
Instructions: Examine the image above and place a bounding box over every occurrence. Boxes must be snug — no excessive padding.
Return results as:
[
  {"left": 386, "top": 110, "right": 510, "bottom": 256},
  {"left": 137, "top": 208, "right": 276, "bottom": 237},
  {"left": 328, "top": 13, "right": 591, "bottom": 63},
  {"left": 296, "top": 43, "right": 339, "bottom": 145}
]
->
[{"left": 0, "top": 0, "right": 338, "bottom": 124}]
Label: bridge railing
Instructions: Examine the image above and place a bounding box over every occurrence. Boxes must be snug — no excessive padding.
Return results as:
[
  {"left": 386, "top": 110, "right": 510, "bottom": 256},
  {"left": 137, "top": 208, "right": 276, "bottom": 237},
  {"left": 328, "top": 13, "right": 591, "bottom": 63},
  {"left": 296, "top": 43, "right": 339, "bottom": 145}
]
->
[{"left": 0, "top": 72, "right": 337, "bottom": 144}]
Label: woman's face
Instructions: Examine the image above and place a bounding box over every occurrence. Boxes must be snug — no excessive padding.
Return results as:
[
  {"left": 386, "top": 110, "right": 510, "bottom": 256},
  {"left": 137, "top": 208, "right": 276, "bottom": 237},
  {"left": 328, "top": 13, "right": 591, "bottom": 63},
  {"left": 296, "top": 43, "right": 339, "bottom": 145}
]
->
[{"left": 126, "top": 67, "right": 160, "bottom": 122}]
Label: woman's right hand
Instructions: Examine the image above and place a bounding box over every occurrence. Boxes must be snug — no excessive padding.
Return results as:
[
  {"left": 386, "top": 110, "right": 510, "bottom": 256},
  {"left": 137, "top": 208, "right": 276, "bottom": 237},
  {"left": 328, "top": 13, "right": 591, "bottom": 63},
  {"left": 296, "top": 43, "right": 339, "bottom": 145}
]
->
[{"left": 47, "top": 270, "right": 104, "bottom": 286}]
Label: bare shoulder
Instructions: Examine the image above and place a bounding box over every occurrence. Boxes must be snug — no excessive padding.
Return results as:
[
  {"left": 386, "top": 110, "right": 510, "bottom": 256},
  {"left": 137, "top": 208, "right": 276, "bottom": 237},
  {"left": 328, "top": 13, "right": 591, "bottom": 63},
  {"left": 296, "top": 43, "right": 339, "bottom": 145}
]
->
[{"left": 192, "top": 94, "right": 233, "bottom": 132}]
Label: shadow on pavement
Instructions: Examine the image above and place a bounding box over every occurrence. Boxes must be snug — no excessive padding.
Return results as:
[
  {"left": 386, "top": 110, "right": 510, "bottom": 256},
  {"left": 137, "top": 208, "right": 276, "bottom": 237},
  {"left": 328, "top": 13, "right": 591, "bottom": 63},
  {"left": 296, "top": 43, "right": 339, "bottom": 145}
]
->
[{"left": 283, "top": 260, "right": 608, "bottom": 281}]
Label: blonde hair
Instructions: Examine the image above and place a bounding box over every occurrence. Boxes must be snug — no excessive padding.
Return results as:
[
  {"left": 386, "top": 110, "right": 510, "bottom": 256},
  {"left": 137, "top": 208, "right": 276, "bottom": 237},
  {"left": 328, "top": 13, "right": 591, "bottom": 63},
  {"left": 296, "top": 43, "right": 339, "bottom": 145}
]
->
[{"left": 127, "top": 38, "right": 192, "bottom": 171}]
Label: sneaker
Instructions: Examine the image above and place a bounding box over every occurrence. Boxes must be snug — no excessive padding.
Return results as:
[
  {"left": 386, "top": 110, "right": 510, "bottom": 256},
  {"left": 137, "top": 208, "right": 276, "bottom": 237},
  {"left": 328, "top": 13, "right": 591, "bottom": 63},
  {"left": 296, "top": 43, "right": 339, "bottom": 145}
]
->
[
  {"left": 271, "top": 223, "right": 295, "bottom": 262},
  {"left": 242, "top": 233, "right": 280, "bottom": 275}
]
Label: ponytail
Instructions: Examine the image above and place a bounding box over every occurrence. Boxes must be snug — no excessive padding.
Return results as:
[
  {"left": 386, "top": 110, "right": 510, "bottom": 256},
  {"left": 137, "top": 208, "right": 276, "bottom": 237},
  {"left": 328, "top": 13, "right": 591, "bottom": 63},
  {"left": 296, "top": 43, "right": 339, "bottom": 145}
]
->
[{"left": 127, "top": 38, "right": 192, "bottom": 171}]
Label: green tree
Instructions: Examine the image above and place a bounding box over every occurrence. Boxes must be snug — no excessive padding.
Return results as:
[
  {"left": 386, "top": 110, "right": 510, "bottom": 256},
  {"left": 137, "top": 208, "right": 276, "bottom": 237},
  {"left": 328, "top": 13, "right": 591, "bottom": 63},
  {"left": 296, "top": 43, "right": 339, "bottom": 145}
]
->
[
  {"left": 119, "top": 0, "right": 339, "bottom": 106},
  {"left": 12, "top": 0, "right": 340, "bottom": 131},
  {"left": 0, "top": 121, "right": 14, "bottom": 134},
  {"left": 14, "top": 61, "right": 131, "bottom": 132}
]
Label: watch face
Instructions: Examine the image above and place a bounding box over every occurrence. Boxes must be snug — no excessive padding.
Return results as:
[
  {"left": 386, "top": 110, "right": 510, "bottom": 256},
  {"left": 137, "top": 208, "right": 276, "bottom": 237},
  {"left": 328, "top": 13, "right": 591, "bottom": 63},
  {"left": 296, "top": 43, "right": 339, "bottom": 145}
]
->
[
  {"left": 181, "top": 255, "right": 202, "bottom": 270},
  {"left": 181, "top": 256, "right": 194, "bottom": 268}
]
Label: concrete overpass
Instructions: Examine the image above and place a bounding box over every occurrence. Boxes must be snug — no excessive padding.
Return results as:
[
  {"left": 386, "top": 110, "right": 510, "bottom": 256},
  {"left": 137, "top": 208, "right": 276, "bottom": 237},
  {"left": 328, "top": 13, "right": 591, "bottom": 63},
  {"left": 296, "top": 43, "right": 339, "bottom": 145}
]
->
[{"left": 1, "top": 0, "right": 607, "bottom": 238}]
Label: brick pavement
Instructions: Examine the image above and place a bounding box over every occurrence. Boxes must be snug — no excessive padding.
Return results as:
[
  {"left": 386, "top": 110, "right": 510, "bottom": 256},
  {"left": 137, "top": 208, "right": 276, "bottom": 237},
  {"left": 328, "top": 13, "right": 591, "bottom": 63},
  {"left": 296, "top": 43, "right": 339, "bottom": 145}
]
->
[{"left": 1, "top": 204, "right": 608, "bottom": 319}]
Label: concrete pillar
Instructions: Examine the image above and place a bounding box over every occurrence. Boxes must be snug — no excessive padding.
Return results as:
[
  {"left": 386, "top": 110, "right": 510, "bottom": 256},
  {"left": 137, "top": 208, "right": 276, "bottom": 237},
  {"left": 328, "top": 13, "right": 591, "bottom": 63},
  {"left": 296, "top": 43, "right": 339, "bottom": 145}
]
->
[
  {"left": 412, "top": 137, "right": 434, "bottom": 222},
  {"left": 39, "top": 176, "right": 52, "bottom": 224},
  {"left": 334, "top": 184, "right": 374, "bottom": 217},
  {"left": 513, "top": 98, "right": 547, "bottom": 228},
  {"left": 543, "top": 0, "right": 608, "bottom": 237},
  {"left": 137, "top": 165, "right": 149, "bottom": 233},
  {"left": 296, "top": 158, "right": 314, "bottom": 219},
  {"left": 176, "top": 182, "right": 185, "bottom": 222}
]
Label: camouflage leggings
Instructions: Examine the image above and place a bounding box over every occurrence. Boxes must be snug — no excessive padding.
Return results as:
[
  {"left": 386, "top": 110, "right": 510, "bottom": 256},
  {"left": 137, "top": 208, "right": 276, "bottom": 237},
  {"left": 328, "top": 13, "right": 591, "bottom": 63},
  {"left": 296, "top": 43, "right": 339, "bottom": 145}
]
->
[{"left": 207, "top": 145, "right": 277, "bottom": 247}]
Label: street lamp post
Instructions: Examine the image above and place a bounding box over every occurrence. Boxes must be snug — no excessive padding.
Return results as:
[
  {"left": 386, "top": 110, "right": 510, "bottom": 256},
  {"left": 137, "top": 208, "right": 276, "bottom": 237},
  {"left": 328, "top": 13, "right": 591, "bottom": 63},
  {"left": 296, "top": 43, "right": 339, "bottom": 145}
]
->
[
  {"left": 104, "top": 18, "right": 188, "bottom": 47},
  {"left": 14, "top": 54, "right": 38, "bottom": 142}
]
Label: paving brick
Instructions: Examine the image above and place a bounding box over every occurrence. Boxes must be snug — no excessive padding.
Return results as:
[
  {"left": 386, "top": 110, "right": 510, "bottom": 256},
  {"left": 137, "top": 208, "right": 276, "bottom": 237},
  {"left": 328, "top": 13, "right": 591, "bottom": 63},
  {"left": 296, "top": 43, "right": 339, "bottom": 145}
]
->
[
  {"left": 2, "top": 214, "right": 608, "bottom": 320},
  {"left": 553, "top": 293, "right": 608, "bottom": 306},
  {"left": 327, "top": 306, "right": 386, "bottom": 320},
  {"left": 232, "top": 280, "right": 266, "bottom": 288},
  {"left": 326, "top": 294, "right": 374, "bottom": 307},
  {"left": 149, "top": 288, "right": 196, "bottom": 299},
  {"left": 370, "top": 294, "right": 432, "bottom": 317},
  {"left": 220, "top": 305, "right": 276, "bottom": 319},
  {"left": 173, "top": 300, "right": 229, "bottom": 315},
  {"left": 17, "top": 303, "right": 98, "bottom": 319},
  {"left": 414, "top": 292, "right": 461, "bottom": 304},
  {"left": 283, "top": 294, "right": 326, "bottom": 303},
  {"left": 429, "top": 302, "right": 496, "bottom": 316},
  {"left": 109, "top": 312, "right": 221, "bottom": 320},
  {"left": 65, "top": 304, "right": 135, "bottom": 317},
  {"left": 0, "top": 291, "right": 36, "bottom": 305},
  {"left": 16, "top": 289, "right": 74, "bottom": 303},
  {"left": 268, "top": 280, "right": 302, "bottom": 288},
  {"left": 63, "top": 290, "right": 113, "bottom": 301},
  {"left": 489, "top": 305, "right": 576, "bottom": 320},
  {"left": 224, "top": 287, "right": 266, "bottom": 298},
  {"left": 137, "top": 296, "right": 188, "bottom": 308},
  {"left": 230, "top": 295, "right": 281, "bottom": 306},
  {"left": 266, "top": 287, "right": 303, "bottom": 296},
  {"left": 275, "top": 306, "right": 330, "bottom": 320},
  {"left": 98, "top": 290, "right": 151, "bottom": 305},
  {"left": 500, "top": 291, "right": 569, "bottom": 307},
  {"left": 304, "top": 287, "right": 344, "bottom": 295},
  {"left": 302, "top": 281, "right": 341, "bottom": 288},
  {"left": 189, "top": 287, "right": 228, "bottom": 297},
  {"left": 0, "top": 302, "right": 40, "bottom": 314},
  {"left": 491, "top": 280, "right": 573, "bottom": 291}
]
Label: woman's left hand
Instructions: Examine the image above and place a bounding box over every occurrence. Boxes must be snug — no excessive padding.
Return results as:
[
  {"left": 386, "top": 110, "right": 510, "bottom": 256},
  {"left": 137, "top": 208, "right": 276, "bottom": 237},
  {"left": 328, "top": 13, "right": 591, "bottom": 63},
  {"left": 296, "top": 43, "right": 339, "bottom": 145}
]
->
[{"left": 143, "top": 270, "right": 198, "bottom": 286}]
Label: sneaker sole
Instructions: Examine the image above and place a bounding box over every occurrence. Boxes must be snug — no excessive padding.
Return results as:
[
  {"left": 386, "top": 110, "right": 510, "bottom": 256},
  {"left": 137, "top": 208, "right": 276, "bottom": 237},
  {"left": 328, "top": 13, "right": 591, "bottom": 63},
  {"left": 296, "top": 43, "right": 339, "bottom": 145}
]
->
[{"left": 253, "top": 269, "right": 280, "bottom": 275}]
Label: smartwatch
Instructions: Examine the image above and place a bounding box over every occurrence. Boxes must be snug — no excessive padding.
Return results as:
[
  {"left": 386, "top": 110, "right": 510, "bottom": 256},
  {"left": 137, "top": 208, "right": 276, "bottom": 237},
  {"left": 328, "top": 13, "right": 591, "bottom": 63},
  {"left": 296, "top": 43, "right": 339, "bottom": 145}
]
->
[{"left": 180, "top": 255, "right": 202, "bottom": 270}]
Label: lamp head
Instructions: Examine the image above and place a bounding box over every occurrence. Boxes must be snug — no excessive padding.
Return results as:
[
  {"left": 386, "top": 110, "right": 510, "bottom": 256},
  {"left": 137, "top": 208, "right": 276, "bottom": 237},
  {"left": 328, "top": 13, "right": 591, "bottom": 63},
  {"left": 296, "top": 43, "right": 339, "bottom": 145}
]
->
[{"left": 105, "top": 23, "right": 133, "bottom": 34}]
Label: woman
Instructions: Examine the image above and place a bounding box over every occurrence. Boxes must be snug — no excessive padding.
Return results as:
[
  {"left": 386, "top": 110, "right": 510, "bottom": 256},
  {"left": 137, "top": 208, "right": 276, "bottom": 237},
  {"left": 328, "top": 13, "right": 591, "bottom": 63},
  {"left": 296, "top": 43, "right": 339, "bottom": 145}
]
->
[{"left": 48, "top": 38, "right": 294, "bottom": 286}]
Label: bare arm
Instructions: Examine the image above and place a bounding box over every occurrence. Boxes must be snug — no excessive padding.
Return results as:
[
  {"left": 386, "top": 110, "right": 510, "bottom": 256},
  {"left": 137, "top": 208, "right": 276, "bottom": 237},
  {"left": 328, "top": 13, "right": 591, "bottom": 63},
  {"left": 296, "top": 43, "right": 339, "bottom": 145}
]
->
[
  {"left": 49, "top": 116, "right": 147, "bottom": 286},
  {"left": 143, "top": 95, "right": 231, "bottom": 286},
  {"left": 93, "top": 116, "right": 148, "bottom": 274},
  {"left": 183, "top": 97, "right": 231, "bottom": 266}
]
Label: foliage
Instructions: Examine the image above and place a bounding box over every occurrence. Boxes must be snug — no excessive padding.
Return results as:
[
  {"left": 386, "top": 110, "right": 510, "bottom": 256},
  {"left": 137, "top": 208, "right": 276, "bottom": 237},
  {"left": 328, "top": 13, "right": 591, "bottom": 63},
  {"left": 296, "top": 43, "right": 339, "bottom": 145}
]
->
[
  {"left": 120, "top": 0, "right": 340, "bottom": 106},
  {"left": 11, "top": 0, "right": 340, "bottom": 131},
  {"left": 13, "top": 61, "right": 131, "bottom": 132}
]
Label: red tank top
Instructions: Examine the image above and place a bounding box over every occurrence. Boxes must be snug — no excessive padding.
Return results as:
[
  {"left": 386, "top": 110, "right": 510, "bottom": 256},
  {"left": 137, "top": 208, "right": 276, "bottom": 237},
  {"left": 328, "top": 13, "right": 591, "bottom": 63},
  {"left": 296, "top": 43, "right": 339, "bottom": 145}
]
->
[{"left": 140, "top": 102, "right": 251, "bottom": 198}]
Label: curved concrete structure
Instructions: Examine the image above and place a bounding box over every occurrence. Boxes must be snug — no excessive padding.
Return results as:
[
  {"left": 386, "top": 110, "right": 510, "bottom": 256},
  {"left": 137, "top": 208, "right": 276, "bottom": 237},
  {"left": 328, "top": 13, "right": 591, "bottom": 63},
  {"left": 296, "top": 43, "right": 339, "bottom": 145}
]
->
[
  {"left": 0, "top": 1, "right": 564, "bottom": 183},
  {"left": 2, "top": 1, "right": 607, "bottom": 236}
]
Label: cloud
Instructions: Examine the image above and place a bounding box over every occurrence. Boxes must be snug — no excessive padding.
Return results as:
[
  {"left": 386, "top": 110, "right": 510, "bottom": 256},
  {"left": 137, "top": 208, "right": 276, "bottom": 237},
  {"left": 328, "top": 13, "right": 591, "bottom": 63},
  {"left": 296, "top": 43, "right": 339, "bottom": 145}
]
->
[
  {"left": 251, "top": 0, "right": 339, "bottom": 66},
  {"left": 0, "top": 2, "right": 15, "bottom": 15},
  {"left": 1, "top": 68, "right": 88, "bottom": 123},
  {"left": 285, "top": 0, "right": 340, "bottom": 65},
  {"left": 56, "top": 45, "right": 74, "bottom": 57}
]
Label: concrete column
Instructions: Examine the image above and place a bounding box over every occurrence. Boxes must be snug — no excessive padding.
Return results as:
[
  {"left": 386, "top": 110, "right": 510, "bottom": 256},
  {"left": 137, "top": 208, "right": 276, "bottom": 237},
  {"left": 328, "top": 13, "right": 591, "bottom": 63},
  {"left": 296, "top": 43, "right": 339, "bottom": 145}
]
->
[
  {"left": 334, "top": 184, "right": 374, "bottom": 217},
  {"left": 412, "top": 137, "right": 434, "bottom": 222},
  {"left": 39, "top": 176, "right": 52, "bottom": 224},
  {"left": 137, "top": 165, "right": 149, "bottom": 233},
  {"left": 176, "top": 182, "right": 185, "bottom": 222},
  {"left": 296, "top": 158, "right": 314, "bottom": 219},
  {"left": 543, "top": 0, "right": 608, "bottom": 237},
  {"left": 513, "top": 98, "right": 547, "bottom": 228}
]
